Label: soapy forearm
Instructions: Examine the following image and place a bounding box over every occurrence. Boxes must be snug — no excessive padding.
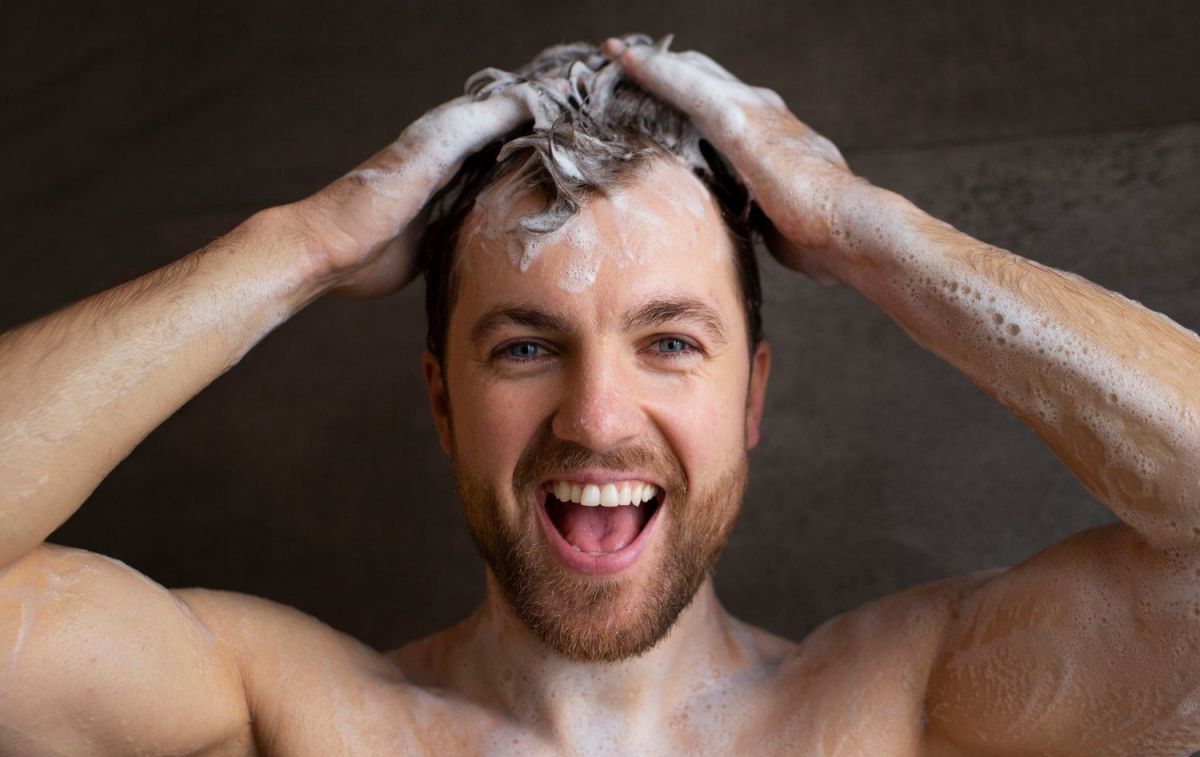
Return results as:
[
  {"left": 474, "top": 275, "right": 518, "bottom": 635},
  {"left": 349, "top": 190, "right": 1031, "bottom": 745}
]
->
[
  {"left": 828, "top": 182, "right": 1200, "bottom": 550},
  {"left": 0, "top": 84, "right": 535, "bottom": 569},
  {"left": 0, "top": 208, "right": 321, "bottom": 568}
]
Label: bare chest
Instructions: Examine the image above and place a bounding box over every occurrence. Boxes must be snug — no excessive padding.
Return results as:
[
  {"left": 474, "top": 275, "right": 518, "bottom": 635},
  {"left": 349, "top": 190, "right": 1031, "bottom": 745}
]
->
[
  {"left": 257, "top": 652, "right": 933, "bottom": 757},
  {"left": 250, "top": 580, "right": 974, "bottom": 756}
]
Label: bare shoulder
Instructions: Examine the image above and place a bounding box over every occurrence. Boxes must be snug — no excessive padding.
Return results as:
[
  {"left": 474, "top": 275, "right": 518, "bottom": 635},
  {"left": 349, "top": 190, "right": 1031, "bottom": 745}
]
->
[
  {"left": 925, "top": 523, "right": 1200, "bottom": 755},
  {"left": 760, "top": 569, "right": 1001, "bottom": 754},
  {"left": 174, "top": 586, "right": 409, "bottom": 750},
  {"left": 0, "top": 544, "right": 253, "bottom": 755},
  {"left": 780, "top": 567, "right": 1001, "bottom": 679},
  {"left": 179, "top": 588, "right": 508, "bottom": 754}
]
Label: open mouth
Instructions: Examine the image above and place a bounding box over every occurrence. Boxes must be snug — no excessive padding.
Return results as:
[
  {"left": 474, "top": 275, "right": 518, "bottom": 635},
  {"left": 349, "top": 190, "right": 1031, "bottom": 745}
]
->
[{"left": 542, "top": 481, "right": 662, "bottom": 557}]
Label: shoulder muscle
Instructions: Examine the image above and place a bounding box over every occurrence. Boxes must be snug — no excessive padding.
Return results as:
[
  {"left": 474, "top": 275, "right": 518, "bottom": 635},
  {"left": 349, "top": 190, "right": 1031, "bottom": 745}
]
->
[{"left": 0, "top": 544, "right": 252, "bottom": 755}]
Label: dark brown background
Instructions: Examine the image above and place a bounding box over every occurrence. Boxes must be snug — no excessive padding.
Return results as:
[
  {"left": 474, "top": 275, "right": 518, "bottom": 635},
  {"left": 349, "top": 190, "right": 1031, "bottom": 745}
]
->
[{"left": 3, "top": 0, "right": 1199, "bottom": 651}]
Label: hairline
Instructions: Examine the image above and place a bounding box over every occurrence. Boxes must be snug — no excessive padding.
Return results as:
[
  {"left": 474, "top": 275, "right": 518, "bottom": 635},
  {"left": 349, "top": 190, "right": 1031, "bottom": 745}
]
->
[{"left": 436, "top": 155, "right": 761, "bottom": 372}]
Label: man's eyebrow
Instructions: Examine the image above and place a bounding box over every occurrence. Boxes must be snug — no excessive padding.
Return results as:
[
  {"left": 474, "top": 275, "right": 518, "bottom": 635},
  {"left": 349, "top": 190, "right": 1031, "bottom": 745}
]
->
[
  {"left": 623, "top": 297, "right": 729, "bottom": 346},
  {"left": 469, "top": 304, "right": 577, "bottom": 345}
]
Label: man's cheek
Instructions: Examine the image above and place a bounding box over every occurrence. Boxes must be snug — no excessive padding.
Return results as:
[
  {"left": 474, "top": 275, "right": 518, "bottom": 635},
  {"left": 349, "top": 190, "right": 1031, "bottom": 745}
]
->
[
  {"left": 649, "top": 387, "right": 739, "bottom": 466},
  {"left": 457, "top": 392, "right": 530, "bottom": 471}
]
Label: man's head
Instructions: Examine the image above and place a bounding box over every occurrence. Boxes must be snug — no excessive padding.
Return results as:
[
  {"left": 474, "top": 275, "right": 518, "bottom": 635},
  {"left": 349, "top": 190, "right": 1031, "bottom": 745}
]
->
[{"left": 418, "top": 37, "right": 772, "bottom": 662}]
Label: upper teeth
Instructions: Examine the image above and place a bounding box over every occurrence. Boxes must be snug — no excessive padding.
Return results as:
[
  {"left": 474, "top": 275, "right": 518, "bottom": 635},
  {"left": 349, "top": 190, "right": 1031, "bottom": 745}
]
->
[{"left": 547, "top": 480, "right": 658, "bottom": 508}]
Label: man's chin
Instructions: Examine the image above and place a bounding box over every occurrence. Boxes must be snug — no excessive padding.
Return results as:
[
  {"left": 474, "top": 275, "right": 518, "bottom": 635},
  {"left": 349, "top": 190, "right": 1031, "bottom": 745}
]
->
[
  {"left": 454, "top": 442, "right": 747, "bottom": 662},
  {"left": 500, "top": 564, "right": 704, "bottom": 663}
]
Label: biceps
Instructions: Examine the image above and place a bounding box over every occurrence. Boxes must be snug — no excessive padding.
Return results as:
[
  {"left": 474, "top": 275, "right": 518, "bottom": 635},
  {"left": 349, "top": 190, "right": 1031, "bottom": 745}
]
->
[
  {"left": 0, "top": 544, "right": 250, "bottom": 754},
  {"left": 924, "top": 523, "right": 1200, "bottom": 756}
]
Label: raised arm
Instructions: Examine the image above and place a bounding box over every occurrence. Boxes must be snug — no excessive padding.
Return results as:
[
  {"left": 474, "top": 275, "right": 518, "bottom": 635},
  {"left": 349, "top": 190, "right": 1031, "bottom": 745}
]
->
[
  {"left": 0, "top": 92, "right": 531, "bottom": 753},
  {"left": 610, "top": 37, "right": 1200, "bottom": 754},
  {"left": 0, "top": 92, "right": 530, "bottom": 569}
]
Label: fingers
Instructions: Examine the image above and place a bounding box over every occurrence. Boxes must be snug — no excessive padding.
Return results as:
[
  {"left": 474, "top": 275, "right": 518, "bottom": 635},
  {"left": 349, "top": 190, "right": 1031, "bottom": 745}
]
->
[
  {"left": 608, "top": 39, "right": 775, "bottom": 147},
  {"left": 367, "top": 92, "right": 532, "bottom": 199},
  {"left": 329, "top": 91, "right": 533, "bottom": 234},
  {"left": 676, "top": 50, "right": 738, "bottom": 82},
  {"left": 403, "top": 91, "right": 534, "bottom": 169},
  {"left": 300, "top": 89, "right": 534, "bottom": 287}
]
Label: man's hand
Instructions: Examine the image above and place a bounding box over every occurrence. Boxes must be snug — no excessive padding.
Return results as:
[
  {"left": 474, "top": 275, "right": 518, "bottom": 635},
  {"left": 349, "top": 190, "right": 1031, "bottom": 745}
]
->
[
  {"left": 604, "top": 35, "right": 855, "bottom": 286},
  {"left": 292, "top": 93, "right": 533, "bottom": 297}
]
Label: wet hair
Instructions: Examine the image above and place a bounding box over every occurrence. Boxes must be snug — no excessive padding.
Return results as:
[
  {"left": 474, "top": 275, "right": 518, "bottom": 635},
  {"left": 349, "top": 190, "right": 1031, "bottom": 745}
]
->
[{"left": 418, "top": 34, "right": 766, "bottom": 363}]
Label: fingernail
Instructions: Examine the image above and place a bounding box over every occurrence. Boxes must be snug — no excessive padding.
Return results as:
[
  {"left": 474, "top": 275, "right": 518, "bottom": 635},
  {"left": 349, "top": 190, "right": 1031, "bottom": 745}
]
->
[{"left": 601, "top": 37, "right": 627, "bottom": 58}]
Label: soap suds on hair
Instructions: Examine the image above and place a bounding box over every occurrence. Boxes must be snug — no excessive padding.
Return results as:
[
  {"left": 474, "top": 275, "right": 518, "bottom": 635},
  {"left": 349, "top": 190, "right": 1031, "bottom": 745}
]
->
[
  {"left": 466, "top": 158, "right": 721, "bottom": 293},
  {"left": 430, "top": 33, "right": 745, "bottom": 293}
]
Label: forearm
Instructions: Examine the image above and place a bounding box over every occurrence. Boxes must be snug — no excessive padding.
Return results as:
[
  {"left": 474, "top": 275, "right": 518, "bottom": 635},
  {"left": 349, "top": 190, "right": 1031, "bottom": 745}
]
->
[
  {"left": 0, "top": 205, "right": 325, "bottom": 567},
  {"left": 827, "top": 182, "right": 1200, "bottom": 549}
]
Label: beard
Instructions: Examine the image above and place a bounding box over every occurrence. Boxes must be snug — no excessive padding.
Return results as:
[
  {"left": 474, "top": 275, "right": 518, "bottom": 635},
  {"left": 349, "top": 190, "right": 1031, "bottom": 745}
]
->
[{"left": 450, "top": 432, "right": 748, "bottom": 663}]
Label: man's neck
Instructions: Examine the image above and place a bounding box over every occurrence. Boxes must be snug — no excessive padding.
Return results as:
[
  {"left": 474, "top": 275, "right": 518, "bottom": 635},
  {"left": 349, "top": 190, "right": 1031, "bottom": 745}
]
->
[{"left": 443, "top": 572, "right": 765, "bottom": 741}]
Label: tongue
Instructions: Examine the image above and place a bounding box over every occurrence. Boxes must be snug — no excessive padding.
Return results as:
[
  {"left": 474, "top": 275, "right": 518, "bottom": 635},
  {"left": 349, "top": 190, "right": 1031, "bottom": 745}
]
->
[{"left": 557, "top": 502, "right": 647, "bottom": 554}]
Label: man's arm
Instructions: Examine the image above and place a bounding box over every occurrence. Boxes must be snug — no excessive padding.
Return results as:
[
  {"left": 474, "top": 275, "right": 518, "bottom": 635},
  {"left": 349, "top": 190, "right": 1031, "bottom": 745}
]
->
[
  {"left": 0, "top": 91, "right": 532, "bottom": 751},
  {"left": 0, "top": 90, "right": 531, "bottom": 570},
  {"left": 826, "top": 183, "right": 1200, "bottom": 549},
  {"left": 825, "top": 186, "right": 1200, "bottom": 754},
  {"left": 610, "top": 38, "right": 1200, "bottom": 753},
  {"left": 0, "top": 209, "right": 320, "bottom": 567}
]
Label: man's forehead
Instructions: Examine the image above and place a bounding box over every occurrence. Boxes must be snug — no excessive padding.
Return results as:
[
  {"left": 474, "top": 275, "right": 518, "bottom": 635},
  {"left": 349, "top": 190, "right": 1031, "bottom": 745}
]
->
[{"left": 451, "top": 157, "right": 741, "bottom": 320}]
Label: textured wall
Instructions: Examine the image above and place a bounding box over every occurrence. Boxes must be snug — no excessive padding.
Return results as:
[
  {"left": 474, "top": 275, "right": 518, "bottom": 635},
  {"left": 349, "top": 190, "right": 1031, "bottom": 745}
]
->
[{"left": 3, "top": 0, "right": 1198, "bottom": 650}]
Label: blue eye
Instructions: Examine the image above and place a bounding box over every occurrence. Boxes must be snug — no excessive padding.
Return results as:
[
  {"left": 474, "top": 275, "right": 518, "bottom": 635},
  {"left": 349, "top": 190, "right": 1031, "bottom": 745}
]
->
[
  {"left": 656, "top": 337, "right": 693, "bottom": 355},
  {"left": 505, "top": 342, "right": 542, "bottom": 360}
]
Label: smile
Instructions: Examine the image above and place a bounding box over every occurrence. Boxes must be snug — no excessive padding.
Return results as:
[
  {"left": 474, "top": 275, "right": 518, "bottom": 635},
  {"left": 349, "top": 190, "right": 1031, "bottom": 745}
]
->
[{"left": 536, "top": 477, "right": 664, "bottom": 576}]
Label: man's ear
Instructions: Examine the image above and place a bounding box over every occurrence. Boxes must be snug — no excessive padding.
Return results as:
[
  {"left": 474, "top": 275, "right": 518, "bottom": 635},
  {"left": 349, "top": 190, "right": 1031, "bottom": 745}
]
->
[
  {"left": 745, "top": 340, "right": 771, "bottom": 450},
  {"left": 422, "top": 350, "right": 453, "bottom": 455}
]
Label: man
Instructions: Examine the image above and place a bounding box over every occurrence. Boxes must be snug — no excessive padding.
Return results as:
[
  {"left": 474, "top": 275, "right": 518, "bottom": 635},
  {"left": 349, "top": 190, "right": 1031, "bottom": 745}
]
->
[{"left": 1, "top": 33, "right": 1198, "bottom": 755}]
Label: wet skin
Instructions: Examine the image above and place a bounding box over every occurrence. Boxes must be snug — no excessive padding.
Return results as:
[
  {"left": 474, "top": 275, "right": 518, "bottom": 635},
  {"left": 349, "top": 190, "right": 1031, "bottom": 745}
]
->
[{"left": 3, "top": 39, "right": 1200, "bottom": 756}]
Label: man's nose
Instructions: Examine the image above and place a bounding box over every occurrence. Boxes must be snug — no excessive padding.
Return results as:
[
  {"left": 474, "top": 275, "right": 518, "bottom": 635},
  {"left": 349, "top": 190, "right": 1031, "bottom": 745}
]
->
[{"left": 550, "top": 351, "right": 643, "bottom": 451}]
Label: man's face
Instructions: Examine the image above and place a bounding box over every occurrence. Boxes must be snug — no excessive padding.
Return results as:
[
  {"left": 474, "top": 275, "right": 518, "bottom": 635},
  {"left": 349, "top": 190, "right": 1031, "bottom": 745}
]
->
[{"left": 423, "top": 158, "right": 770, "bottom": 662}]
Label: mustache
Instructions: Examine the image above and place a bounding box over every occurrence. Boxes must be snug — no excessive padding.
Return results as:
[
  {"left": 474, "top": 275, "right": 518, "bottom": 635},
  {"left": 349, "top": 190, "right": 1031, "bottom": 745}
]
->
[{"left": 511, "top": 438, "right": 688, "bottom": 498}]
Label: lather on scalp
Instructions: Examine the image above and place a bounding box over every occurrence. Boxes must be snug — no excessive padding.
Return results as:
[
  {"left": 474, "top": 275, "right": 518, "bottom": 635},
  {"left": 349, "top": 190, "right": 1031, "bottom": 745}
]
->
[
  {"left": 452, "top": 33, "right": 714, "bottom": 233},
  {"left": 419, "top": 33, "right": 765, "bottom": 360}
]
